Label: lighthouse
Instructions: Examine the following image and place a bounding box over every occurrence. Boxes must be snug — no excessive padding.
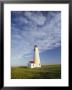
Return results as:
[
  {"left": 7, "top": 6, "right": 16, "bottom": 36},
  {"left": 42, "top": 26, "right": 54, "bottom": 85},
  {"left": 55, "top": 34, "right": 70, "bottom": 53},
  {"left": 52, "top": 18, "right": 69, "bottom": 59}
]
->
[
  {"left": 34, "top": 45, "right": 41, "bottom": 67},
  {"left": 28, "top": 45, "right": 41, "bottom": 68}
]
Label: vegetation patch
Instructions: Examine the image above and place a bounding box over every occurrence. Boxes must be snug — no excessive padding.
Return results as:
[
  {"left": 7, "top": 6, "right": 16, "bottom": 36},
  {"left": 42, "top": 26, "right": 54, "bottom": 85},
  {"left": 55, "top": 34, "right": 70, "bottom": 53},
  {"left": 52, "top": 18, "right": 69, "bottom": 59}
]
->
[{"left": 11, "top": 64, "right": 61, "bottom": 79}]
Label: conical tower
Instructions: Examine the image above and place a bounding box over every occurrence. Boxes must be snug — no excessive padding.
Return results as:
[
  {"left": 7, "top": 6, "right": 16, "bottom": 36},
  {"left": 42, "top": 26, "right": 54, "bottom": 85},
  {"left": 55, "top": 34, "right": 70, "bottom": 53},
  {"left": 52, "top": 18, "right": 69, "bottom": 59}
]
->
[{"left": 34, "top": 45, "right": 41, "bottom": 67}]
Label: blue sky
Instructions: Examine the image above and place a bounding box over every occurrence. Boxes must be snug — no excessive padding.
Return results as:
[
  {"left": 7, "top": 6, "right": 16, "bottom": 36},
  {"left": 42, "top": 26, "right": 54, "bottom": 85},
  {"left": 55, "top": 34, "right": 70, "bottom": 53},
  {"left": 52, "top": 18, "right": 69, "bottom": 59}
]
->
[{"left": 11, "top": 11, "right": 61, "bottom": 66}]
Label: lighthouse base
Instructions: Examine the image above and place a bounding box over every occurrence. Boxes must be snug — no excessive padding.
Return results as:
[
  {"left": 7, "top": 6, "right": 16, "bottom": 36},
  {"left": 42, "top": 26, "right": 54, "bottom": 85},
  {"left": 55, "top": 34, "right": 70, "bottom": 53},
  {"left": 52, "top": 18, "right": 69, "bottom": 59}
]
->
[
  {"left": 28, "top": 63, "right": 41, "bottom": 68},
  {"left": 34, "top": 64, "right": 41, "bottom": 68}
]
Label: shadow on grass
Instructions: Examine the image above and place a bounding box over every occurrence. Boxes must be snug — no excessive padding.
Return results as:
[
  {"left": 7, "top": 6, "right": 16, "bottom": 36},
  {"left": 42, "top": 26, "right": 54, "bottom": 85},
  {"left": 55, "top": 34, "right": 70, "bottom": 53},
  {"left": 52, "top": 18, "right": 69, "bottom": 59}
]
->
[{"left": 30, "top": 71, "right": 61, "bottom": 79}]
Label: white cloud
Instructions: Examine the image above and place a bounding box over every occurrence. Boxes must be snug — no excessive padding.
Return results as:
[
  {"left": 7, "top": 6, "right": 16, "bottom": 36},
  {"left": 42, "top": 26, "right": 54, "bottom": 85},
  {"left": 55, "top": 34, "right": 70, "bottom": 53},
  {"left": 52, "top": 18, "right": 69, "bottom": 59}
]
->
[{"left": 24, "top": 11, "right": 46, "bottom": 25}]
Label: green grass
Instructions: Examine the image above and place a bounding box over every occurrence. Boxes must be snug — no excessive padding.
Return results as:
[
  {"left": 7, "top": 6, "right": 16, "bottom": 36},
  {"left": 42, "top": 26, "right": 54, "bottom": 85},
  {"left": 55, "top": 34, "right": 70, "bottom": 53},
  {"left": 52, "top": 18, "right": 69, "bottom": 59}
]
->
[{"left": 11, "top": 64, "right": 61, "bottom": 79}]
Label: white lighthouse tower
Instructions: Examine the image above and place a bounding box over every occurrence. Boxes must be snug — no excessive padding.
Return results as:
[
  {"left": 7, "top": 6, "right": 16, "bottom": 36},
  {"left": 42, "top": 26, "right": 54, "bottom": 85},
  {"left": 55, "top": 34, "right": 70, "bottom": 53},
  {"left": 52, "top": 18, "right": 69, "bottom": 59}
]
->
[
  {"left": 28, "top": 45, "right": 41, "bottom": 68},
  {"left": 34, "top": 45, "right": 41, "bottom": 67}
]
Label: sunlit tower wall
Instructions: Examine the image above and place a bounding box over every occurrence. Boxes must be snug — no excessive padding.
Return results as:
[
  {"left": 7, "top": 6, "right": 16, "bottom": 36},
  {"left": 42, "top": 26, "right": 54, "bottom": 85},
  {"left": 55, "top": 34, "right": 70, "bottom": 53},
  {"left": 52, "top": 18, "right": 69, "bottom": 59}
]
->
[{"left": 34, "top": 45, "right": 41, "bottom": 67}]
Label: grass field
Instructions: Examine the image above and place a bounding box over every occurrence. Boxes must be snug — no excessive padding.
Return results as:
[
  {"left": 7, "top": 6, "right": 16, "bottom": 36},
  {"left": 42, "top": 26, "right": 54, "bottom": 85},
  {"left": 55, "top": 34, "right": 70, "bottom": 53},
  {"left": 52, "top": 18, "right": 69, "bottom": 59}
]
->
[{"left": 11, "top": 64, "right": 61, "bottom": 79}]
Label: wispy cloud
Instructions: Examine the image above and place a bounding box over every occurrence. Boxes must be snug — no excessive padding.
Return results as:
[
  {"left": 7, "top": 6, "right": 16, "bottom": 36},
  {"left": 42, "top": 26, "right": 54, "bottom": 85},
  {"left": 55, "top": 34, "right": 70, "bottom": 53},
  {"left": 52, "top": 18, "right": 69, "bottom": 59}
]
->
[{"left": 11, "top": 11, "right": 61, "bottom": 66}]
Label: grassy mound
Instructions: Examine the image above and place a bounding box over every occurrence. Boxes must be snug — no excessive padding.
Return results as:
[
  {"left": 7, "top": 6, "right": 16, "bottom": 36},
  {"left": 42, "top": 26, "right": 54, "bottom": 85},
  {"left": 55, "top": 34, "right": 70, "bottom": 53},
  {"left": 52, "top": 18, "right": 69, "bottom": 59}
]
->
[{"left": 11, "top": 64, "right": 61, "bottom": 79}]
